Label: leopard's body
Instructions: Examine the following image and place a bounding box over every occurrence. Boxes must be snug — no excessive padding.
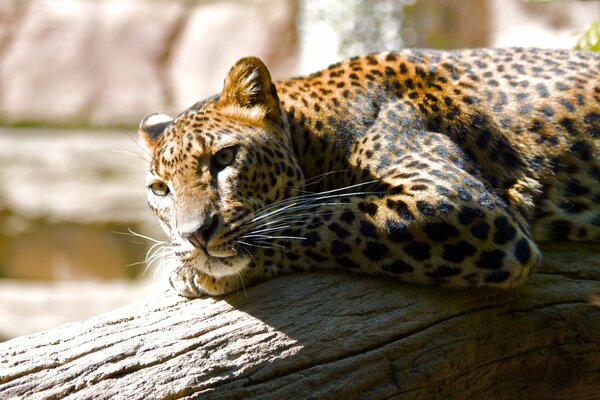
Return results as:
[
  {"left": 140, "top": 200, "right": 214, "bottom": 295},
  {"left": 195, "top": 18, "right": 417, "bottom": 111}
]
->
[{"left": 139, "top": 48, "right": 600, "bottom": 297}]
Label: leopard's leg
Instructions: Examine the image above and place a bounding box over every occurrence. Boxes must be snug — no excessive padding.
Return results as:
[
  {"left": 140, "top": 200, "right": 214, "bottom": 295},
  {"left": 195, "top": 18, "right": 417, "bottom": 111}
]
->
[
  {"left": 530, "top": 165, "right": 600, "bottom": 242},
  {"left": 259, "top": 144, "right": 541, "bottom": 288},
  {"left": 169, "top": 260, "right": 278, "bottom": 297}
]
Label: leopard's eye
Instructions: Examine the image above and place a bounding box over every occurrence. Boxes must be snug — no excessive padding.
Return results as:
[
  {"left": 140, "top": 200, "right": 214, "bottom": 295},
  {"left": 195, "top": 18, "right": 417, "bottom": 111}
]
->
[
  {"left": 212, "top": 146, "right": 238, "bottom": 170},
  {"left": 149, "top": 181, "right": 170, "bottom": 197}
]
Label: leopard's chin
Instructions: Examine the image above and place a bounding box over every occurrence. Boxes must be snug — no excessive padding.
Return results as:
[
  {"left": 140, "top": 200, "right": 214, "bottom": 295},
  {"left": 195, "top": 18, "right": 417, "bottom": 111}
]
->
[{"left": 186, "top": 253, "right": 251, "bottom": 278}]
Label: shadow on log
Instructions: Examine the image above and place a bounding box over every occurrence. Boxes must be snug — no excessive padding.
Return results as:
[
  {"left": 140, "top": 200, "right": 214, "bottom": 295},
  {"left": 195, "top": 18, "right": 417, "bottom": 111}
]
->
[{"left": 1, "top": 242, "right": 599, "bottom": 399}]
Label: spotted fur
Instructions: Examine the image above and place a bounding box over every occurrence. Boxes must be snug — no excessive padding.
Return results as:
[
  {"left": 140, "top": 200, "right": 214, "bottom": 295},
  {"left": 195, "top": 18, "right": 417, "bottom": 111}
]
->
[{"left": 139, "top": 48, "right": 600, "bottom": 297}]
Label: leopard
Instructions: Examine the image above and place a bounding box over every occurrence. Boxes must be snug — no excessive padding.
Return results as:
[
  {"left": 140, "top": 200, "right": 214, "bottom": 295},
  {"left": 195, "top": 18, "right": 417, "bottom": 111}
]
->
[{"left": 138, "top": 48, "right": 600, "bottom": 298}]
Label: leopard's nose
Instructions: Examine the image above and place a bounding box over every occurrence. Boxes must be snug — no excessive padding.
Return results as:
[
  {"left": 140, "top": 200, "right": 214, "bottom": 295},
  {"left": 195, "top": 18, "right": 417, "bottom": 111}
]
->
[{"left": 180, "top": 216, "right": 218, "bottom": 250}]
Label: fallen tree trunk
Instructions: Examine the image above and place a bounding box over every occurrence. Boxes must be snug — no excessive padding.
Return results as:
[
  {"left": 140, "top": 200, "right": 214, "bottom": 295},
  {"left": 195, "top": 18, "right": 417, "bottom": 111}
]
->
[{"left": 1, "top": 243, "right": 599, "bottom": 400}]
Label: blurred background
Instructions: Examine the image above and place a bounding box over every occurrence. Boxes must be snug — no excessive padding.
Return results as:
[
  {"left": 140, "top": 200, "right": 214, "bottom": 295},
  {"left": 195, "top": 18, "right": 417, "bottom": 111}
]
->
[{"left": 0, "top": 0, "right": 598, "bottom": 340}]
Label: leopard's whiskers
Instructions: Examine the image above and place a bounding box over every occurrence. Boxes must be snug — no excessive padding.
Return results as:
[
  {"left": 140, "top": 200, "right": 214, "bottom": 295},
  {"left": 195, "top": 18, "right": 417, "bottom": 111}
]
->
[
  {"left": 119, "top": 228, "right": 175, "bottom": 278},
  {"left": 232, "top": 184, "right": 382, "bottom": 249},
  {"left": 245, "top": 180, "right": 380, "bottom": 225}
]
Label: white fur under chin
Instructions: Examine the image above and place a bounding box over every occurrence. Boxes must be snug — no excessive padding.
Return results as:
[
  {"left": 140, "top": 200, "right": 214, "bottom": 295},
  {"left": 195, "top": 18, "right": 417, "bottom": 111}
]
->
[{"left": 191, "top": 253, "right": 251, "bottom": 278}]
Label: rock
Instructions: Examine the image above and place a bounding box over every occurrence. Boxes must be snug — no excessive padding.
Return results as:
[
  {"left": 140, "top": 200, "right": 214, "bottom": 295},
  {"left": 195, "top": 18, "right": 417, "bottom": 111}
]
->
[
  {"left": 0, "top": 1, "right": 27, "bottom": 58},
  {"left": 167, "top": 0, "right": 298, "bottom": 111},
  {"left": 0, "top": 0, "right": 298, "bottom": 126},
  {"left": 0, "top": 0, "right": 598, "bottom": 126},
  {"left": 0, "top": 0, "right": 184, "bottom": 126},
  {"left": 0, "top": 128, "right": 164, "bottom": 283},
  {"left": 489, "top": 0, "right": 599, "bottom": 48},
  {"left": 0, "top": 128, "right": 149, "bottom": 223}
]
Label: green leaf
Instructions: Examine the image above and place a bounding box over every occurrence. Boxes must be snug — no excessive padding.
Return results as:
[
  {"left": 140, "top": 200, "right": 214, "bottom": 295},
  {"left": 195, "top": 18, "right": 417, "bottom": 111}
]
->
[{"left": 575, "top": 22, "right": 600, "bottom": 51}]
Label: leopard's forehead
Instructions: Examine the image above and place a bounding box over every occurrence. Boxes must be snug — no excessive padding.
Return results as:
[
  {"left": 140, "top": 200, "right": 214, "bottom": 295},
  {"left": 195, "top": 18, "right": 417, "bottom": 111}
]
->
[
  {"left": 152, "top": 109, "right": 235, "bottom": 174},
  {"left": 151, "top": 102, "right": 267, "bottom": 179}
]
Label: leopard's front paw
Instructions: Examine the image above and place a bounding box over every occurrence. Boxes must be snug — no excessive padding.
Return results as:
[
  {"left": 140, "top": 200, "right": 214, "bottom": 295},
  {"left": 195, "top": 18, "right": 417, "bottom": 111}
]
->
[
  {"left": 169, "top": 266, "right": 246, "bottom": 297},
  {"left": 169, "top": 266, "right": 208, "bottom": 298}
]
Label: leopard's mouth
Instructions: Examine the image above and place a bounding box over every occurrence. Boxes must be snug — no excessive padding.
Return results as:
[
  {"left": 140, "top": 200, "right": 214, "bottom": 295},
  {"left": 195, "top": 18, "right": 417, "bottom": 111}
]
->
[{"left": 174, "top": 218, "right": 254, "bottom": 278}]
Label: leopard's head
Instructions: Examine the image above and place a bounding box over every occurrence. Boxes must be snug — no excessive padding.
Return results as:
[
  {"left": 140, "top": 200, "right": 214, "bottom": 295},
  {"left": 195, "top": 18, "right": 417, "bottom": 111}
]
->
[{"left": 139, "top": 57, "right": 304, "bottom": 280}]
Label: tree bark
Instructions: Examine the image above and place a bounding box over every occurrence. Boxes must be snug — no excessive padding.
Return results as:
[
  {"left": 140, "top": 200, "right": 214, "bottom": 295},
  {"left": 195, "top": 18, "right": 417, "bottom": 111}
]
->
[{"left": 1, "top": 243, "right": 599, "bottom": 400}]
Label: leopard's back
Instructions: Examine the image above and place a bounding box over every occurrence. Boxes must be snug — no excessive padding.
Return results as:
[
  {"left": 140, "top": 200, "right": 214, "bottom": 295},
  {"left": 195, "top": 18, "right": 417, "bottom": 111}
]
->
[{"left": 275, "top": 48, "right": 600, "bottom": 242}]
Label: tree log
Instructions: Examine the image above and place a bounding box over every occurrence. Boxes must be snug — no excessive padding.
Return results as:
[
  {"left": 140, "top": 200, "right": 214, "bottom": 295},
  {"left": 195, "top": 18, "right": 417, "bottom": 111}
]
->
[{"left": 1, "top": 243, "right": 599, "bottom": 400}]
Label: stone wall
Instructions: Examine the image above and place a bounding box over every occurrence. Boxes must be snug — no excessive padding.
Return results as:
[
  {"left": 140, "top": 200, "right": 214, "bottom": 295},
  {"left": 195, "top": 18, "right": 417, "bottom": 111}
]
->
[
  {"left": 0, "top": 0, "right": 298, "bottom": 126},
  {"left": 0, "top": 128, "right": 152, "bottom": 280},
  {"left": 1, "top": 0, "right": 597, "bottom": 127}
]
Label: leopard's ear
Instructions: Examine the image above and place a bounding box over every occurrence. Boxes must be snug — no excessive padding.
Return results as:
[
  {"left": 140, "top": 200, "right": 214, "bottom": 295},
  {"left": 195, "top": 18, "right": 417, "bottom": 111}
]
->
[
  {"left": 218, "top": 57, "right": 280, "bottom": 121},
  {"left": 138, "top": 113, "right": 172, "bottom": 154}
]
